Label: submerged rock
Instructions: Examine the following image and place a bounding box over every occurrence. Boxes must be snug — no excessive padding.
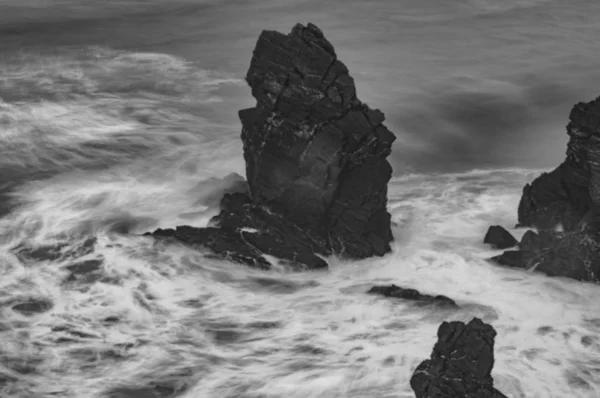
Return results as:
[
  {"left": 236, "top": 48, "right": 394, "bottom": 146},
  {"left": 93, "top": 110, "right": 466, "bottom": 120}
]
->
[
  {"left": 368, "top": 284, "right": 457, "bottom": 308},
  {"left": 14, "top": 237, "right": 97, "bottom": 263},
  {"left": 517, "top": 96, "right": 600, "bottom": 232},
  {"left": 486, "top": 95, "right": 600, "bottom": 282},
  {"left": 106, "top": 384, "right": 186, "bottom": 398},
  {"left": 150, "top": 23, "right": 396, "bottom": 270},
  {"left": 410, "top": 318, "right": 507, "bottom": 398},
  {"left": 11, "top": 298, "right": 53, "bottom": 316},
  {"left": 483, "top": 225, "right": 518, "bottom": 249}
]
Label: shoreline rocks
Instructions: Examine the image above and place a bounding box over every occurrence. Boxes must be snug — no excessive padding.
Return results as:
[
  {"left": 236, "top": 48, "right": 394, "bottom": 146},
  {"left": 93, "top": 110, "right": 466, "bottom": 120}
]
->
[
  {"left": 368, "top": 284, "right": 458, "bottom": 308},
  {"left": 149, "top": 23, "right": 396, "bottom": 270},
  {"left": 485, "top": 95, "right": 600, "bottom": 282},
  {"left": 410, "top": 318, "right": 507, "bottom": 398},
  {"left": 490, "top": 228, "right": 600, "bottom": 281},
  {"left": 483, "top": 225, "right": 518, "bottom": 250}
]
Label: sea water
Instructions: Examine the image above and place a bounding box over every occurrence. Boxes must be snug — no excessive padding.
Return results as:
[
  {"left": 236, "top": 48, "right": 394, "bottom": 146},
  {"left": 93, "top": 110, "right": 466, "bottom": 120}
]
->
[{"left": 1, "top": 1, "right": 600, "bottom": 397}]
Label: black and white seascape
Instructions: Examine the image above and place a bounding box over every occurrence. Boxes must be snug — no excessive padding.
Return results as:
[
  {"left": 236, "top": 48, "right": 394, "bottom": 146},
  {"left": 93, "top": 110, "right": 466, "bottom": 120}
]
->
[{"left": 2, "top": 1, "right": 600, "bottom": 397}]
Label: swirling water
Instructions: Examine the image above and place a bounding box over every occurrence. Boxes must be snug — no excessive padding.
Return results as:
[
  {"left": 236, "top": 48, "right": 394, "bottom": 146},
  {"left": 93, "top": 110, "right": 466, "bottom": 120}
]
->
[{"left": 1, "top": 1, "right": 600, "bottom": 397}]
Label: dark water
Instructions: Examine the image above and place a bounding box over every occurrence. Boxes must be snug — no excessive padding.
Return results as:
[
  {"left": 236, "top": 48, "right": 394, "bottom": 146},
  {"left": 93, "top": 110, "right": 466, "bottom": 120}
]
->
[
  {"left": 3, "top": 0, "right": 600, "bottom": 172},
  {"left": 1, "top": 1, "right": 600, "bottom": 397}
]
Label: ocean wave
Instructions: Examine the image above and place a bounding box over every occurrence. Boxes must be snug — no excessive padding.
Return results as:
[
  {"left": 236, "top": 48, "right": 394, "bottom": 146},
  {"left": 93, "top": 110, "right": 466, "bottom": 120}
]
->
[
  {"left": 0, "top": 47, "right": 242, "bottom": 101},
  {"left": 1, "top": 169, "right": 599, "bottom": 397},
  {"left": 0, "top": 46, "right": 244, "bottom": 212}
]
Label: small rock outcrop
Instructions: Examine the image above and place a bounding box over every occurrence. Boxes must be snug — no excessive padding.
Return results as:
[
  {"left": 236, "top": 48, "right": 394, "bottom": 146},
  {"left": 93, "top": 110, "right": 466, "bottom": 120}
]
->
[
  {"left": 410, "top": 318, "right": 507, "bottom": 398},
  {"left": 368, "top": 284, "right": 457, "bottom": 308},
  {"left": 483, "top": 226, "right": 518, "bottom": 249},
  {"left": 150, "top": 23, "right": 396, "bottom": 270},
  {"left": 486, "top": 95, "right": 600, "bottom": 282},
  {"left": 491, "top": 229, "right": 600, "bottom": 280}
]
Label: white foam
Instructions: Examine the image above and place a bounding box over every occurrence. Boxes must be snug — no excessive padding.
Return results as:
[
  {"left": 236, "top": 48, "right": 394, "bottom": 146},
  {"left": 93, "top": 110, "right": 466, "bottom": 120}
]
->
[
  {"left": 0, "top": 47, "right": 243, "bottom": 175},
  {"left": 0, "top": 45, "right": 596, "bottom": 398},
  {"left": 2, "top": 167, "right": 599, "bottom": 397}
]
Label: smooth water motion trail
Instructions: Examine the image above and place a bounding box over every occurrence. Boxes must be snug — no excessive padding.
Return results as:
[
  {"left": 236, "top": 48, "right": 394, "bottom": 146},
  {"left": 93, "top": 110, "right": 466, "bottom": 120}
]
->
[
  {"left": 2, "top": 147, "right": 600, "bottom": 397},
  {"left": 1, "top": 0, "right": 600, "bottom": 397}
]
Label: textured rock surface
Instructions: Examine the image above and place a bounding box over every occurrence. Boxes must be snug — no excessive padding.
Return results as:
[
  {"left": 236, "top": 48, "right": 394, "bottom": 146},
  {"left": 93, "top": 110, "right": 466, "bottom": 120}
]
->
[
  {"left": 410, "top": 318, "right": 507, "bottom": 398},
  {"left": 368, "top": 284, "right": 457, "bottom": 308},
  {"left": 150, "top": 23, "right": 396, "bottom": 269},
  {"left": 483, "top": 225, "right": 518, "bottom": 249},
  {"left": 517, "top": 97, "right": 600, "bottom": 232},
  {"left": 487, "top": 96, "right": 600, "bottom": 282},
  {"left": 491, "top": 229, "right": 600, "bottom": 281}
]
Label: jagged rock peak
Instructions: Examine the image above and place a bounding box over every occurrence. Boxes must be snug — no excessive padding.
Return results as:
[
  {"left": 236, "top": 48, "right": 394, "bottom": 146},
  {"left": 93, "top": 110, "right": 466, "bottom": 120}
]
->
[
  {"left": 150, "top": 23, "right": 396, "bottom": 269},
  {"left": 239, "top": 22, "right": 396, "bottom": 260},
  {"left": 486, "top": 94, "right": 600, "bottom": 283},
  {"left": 410, "top": 318, "right": 507, "bottom": 398}
]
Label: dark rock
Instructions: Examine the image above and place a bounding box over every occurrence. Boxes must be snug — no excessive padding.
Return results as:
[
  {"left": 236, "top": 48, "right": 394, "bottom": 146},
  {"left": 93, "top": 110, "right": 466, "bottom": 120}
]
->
[
  {"left": 410, "top": 318, "right": 507, "bottom": 398},
  {"left": 149, "top": 23, "right": 396, "bottom": 270},
  {"left": 491, "top": 229, "right": 600, "bottom": 280},
  {"left": 367, "top": 284, "right": 458, "bottom": 308},
  {"left": 487, "top": 96, "right": 600, "bottom": 282},
  {"left": 490, "top": 250, "right": 531, "bottom": 269},
  {"left": 518, "top": 229, "right": 541, "bottom": 251},
  {"left": 483, "top": 225, "right": 518, "bottom": 249},
  {"left": 517, "top": 96, "right": 600, "bottom": 233},
  {"left": 531, "top": 233, "right": 600, "bottom": 281}
]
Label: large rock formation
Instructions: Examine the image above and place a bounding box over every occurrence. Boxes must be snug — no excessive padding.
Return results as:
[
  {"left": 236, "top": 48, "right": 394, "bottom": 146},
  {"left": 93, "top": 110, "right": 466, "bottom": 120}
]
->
[
  {"left": 487, "top": 95, "right": 600, "bottom": 282},
  {"left": 410, "top": 318, "right": 507, "bottom": 398},
  {"left": 517, "top": 97, "right": 600, "bottom": 231},
  {"left": 150, "top": 23, "right": 396, "bottom": 270}
]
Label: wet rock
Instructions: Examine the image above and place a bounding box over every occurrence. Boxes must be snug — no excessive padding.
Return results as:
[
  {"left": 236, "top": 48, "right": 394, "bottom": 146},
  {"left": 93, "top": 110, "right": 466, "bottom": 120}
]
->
[
  {"left": 487, "top": 95, "right": 600, "bottom": 282},
  {"left": 490, "top": 250, "right": 531, "bottom": 269},
  {"left": 196, "top": 173, "right": 249, "bottom": 208},
  {"left": 518, "top": 229, "right": 541, "bottom": 251},
  {"left": 483, "top": 225, "right": 518, "bottom": 249},
  {"left": 149, "top": 23, "right": 396, "bottom": 270},
  {"left": 410, "top": 318, "right": 507, "bottom": 398},
  {"left": 517, "top": 94, "right": 600, "bottom": 233},
  {"left": 490, "top": 230, "right": 600, "bottom": 281},
  {"left": 11, "top": 298, "right": 53, "bottom": 315},
  {"left": 367, "top": 284, "right": 458, "bottom": 308}
]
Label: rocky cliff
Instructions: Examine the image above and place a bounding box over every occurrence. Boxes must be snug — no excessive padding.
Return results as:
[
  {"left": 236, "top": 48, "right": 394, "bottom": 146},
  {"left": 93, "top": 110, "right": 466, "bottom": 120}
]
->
[
  {"left": 150, "top": 23, "right": 396, "bottom": 269},
  {"left": 487, "top": 96, "right": 600, "bottom": 282},
  {"left": 410, "top": 318, "right": 507, "bottom": 398}
]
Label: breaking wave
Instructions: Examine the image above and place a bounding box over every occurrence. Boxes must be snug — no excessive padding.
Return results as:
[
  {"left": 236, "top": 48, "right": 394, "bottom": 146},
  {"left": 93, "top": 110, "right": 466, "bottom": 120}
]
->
[{"left": 1, "top": 1, "right": 600, "bottom": 395}]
